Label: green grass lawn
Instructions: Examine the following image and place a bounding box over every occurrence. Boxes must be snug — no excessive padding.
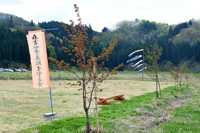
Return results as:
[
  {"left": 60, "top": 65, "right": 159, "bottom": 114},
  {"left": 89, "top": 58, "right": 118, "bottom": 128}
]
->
[{"left": 19, "top": 83, "right": 200, "bottom": 133}]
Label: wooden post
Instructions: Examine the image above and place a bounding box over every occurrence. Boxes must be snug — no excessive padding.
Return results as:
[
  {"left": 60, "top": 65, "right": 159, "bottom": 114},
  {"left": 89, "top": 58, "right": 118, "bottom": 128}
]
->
[{"left": 93, "top": 57, "right": 99, "bottom": 133}]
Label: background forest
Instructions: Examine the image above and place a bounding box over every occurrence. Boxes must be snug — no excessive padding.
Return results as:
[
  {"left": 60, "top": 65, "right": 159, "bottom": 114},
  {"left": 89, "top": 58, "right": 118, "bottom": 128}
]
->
[{"left": 0, "top": 12, "right": 200, "bottom": 72}]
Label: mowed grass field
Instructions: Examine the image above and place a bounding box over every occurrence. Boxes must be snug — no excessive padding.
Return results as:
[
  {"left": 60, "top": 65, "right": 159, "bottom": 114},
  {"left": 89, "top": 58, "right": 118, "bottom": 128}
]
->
[{"left": 0, "top": 71, "right": 194, "bottom": 132}]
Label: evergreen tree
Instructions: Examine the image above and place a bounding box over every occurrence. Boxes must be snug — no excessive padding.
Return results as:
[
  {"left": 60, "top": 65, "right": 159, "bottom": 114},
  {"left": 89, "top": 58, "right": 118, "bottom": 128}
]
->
[
  {"left": 9, "top": 16, "right": 14, "bottom": 28},
  {"left": 189, "top": 20, "right": 192, "bottom": 25},
  {"left": 102, "top": 27, "right": 109, "bottom": 32},
  {"left": 30, "top": 19, "right": 34, "bottom": 26}
]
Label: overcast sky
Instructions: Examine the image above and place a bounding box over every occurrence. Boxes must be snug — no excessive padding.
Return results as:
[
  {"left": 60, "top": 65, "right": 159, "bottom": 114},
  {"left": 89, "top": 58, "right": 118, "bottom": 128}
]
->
[{"left": 0, "top": 0, "right": 199, "bottom": 32}]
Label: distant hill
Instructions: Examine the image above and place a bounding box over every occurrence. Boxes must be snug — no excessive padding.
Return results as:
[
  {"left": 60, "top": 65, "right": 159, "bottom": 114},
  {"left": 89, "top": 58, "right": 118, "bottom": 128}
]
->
[
  {"left": 0, "top": 12, "right": 30, "bottom": 27},
  {"left": 0, "top": 12, "right": 41, "bottom": 32},
  {"left": 101, "top": 19, "right": 200, "bottom": 46},
  {"left": 0, "top": 12, "right": 200, "bottom": 72},
  {"left": 94, "top": 19, "right": 200, "bottom": 71},
  {"left": 0, "top": 13, "right": 59, "bottom": 69},
  {"left": 170, "top": 20, "right": 200, "bottom": 46}
]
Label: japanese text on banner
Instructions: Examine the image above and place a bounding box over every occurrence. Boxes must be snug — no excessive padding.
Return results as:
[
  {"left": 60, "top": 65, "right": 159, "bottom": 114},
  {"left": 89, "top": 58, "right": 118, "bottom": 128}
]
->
[{"left": 27, "top": 30, "right": 50, "bottom": 88}]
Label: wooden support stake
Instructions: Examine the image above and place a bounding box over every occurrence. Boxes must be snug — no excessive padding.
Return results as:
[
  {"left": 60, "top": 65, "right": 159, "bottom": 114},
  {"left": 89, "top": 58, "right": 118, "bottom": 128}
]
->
[{"left": 93, "top": 57, "right": 99, "bottom": 133}]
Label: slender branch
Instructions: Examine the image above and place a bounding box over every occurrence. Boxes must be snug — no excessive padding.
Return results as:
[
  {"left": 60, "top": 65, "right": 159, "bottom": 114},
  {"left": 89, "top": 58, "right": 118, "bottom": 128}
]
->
[{"left": 87, "top": 83, "right": 95, "bottom": 109}]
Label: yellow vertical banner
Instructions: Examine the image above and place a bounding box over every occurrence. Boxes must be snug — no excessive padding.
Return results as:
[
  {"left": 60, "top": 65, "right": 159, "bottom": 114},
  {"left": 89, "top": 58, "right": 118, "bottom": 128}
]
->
[{"left": 27, "top": 30, "right": 50, "bottom": 89}]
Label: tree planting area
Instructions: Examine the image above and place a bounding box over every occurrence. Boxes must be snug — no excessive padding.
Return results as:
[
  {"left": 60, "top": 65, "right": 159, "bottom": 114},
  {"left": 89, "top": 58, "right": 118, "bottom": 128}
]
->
[
  {"left": 0, "top": 72, "right": 199, "bottom": 132},
  {"left": 1, "top": 3, "right": 200, "bottom": 133}
]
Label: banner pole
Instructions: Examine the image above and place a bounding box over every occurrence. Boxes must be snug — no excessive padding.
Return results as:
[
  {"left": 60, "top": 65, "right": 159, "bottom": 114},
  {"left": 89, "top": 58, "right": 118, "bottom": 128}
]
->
[
  {"left": 49, "top": 87, "right": 54, "bottom": 118},
  {"left": 142, "top": 50, "right": 144, "bottom": 80}
]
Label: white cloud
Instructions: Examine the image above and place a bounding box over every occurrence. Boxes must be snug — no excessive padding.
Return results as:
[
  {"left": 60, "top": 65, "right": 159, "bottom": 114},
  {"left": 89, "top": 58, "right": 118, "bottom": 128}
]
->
[
  {"left": 0, "top": 0, "right": 199, "bottom": 31},
  {"left": 181, "top": 0, "right": 200, "bottom": 20},
  {"left": 0, "top": 0, "right": 23, "bottom": 5}
]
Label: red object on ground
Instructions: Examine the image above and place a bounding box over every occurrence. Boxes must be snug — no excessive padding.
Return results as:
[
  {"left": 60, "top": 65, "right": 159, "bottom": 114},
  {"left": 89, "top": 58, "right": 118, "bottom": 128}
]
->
[
  {"left": 97, "top": 100, "right": 110, "bottom": 105},
  {"left": 97, "top": 94, "right": 125, "bottom": 105}
]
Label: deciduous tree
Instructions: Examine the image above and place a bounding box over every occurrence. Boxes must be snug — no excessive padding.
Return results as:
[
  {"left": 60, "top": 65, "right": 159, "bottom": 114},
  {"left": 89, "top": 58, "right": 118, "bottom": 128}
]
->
[
  {"left": 169, "top": 62, "right": 180, "bottom": 91},
  {"left": 49, "top": 4, "right": 123, "bottom": 132},
  {"left": 144, "top": 43, "right": 162, "bottom": 98},
  {"left": 178, "top": 62, "right": 187, "bottom": 88},
  {"left": 184, "top": 71, "right": 189, "bottom": 87}
]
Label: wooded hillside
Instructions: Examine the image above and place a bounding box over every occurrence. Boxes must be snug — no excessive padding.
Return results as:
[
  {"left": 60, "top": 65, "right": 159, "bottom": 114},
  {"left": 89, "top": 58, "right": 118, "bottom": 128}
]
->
[{"left": 0, "top": 13, "right": 200, "bottom": 72}]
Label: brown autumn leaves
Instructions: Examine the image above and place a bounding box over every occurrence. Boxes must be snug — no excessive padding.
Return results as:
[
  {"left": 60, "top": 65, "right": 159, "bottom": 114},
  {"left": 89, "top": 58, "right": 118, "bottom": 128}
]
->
[{"left": 49, "top": 4, "right": 124, "bottom": 90}]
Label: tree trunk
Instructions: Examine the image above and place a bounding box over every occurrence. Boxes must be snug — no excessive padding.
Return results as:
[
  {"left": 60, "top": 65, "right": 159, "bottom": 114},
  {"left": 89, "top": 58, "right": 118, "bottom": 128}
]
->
[
  {"left": 157, "top": 78, "right": 162, "bottom": 98},
  {"left": 85, "top": 108, "right": 90, "bottom": 133},
  {"left": 179, "top": 77, "right": 182, "bottom": 88},
  {"left": 174, "top": 80, "right": 176, "bottom": 91},
  {"left": 156, "top": 78, "right": 158, "bottom": 98},
  {"left": 142, "top": 73, "right": 143, "bottom": 81},
  {"left": 82, "top": 74, "right": 91, "bottom": 133},
  {"left": 83, "top": 94, "right": 91, "bottom": 133},
  {"left": 176, "top": 80, "right": 178, "bottom": 91},
  {"left": 59, "top": 70, "right": 61, "bottom": 79}
]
